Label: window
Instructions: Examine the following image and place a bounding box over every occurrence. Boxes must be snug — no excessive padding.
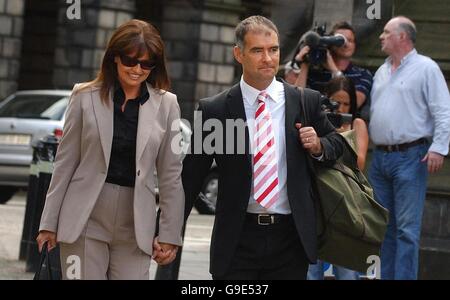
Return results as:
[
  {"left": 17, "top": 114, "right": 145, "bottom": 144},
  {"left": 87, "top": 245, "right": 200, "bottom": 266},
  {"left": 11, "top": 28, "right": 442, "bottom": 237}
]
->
[{"left": 0, "top": 95, "right": 69, "bottom": 120}]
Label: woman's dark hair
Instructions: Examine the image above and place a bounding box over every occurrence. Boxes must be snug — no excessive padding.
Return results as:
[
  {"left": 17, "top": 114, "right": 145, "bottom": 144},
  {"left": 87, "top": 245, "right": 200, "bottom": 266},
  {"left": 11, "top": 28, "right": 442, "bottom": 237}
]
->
[
  {"left": 325, "top": 76, "right": 358, "bottom": 120},
  {"left": 84, "top": 19, "right": 170, "bottom": 104}
]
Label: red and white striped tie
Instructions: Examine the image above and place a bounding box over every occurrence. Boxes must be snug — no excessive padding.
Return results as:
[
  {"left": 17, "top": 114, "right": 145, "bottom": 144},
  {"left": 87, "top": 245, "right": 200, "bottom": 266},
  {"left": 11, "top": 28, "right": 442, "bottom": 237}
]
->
[{"left": 253, "top": 91, "right": 279, "bottom": 209}]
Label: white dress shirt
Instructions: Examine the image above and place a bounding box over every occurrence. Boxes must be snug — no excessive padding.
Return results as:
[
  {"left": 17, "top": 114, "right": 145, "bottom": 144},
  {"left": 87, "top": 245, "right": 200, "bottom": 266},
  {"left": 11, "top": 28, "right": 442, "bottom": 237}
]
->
[{"left": 240, "top": 77, "right": 291, "bottom": 214}]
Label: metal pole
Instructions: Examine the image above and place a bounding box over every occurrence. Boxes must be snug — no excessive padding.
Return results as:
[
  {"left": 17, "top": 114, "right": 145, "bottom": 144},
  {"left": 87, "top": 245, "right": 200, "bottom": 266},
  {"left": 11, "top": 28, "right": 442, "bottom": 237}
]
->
[
  {"left": 25, "top": 135, "right": 61, "bottom": 280},
  {"left": 19, "top": 143, "right": 40, "bottom": 261}
]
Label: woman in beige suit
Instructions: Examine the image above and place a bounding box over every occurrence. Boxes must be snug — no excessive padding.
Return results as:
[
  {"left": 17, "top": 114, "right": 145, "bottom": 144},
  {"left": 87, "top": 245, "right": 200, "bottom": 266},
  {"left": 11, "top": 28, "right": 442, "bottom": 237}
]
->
[{"left": 36, "top": 19, "right": 184, "bottom": 280}]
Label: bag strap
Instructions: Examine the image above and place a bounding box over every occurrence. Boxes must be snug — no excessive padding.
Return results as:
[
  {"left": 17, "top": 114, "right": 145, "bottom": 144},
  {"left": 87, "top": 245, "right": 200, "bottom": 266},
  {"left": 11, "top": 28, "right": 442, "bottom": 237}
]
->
[
  {"left": 297, "top": 87, "right": 309, "bottom": 126},
  {"left": 329, "top": 163, "right": 367, "bottom": 192},
  {"left": 33, "top": 241, "right": 53, "bottom": 280}
]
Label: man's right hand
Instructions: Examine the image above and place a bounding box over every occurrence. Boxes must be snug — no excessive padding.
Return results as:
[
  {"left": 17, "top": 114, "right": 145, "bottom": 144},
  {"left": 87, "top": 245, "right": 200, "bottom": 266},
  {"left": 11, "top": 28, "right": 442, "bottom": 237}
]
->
[
  {"left": 422, "top": 151, "right": 445, "bottom": 174},
  {"left": 295, "top": 46, "right": 310, "bottom": 66},
  {"left": 323, "top": 50, "right": 339, "bottom": 73},
  {"left": 36, "top": 231, "right": 57, "bottom": 253}
]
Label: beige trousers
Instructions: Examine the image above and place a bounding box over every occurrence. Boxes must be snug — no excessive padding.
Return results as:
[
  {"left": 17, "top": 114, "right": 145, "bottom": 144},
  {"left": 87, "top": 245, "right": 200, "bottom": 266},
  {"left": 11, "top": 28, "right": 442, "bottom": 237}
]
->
[{"left": 59, "top": 182, "right": 151, "bottom": 280}]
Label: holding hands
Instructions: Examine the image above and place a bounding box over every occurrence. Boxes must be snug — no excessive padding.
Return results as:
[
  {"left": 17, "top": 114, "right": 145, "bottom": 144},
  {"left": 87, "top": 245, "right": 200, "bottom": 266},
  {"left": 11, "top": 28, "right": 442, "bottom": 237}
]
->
[{"left": 152, "top": 237, "right": 178, "bottom": 265}]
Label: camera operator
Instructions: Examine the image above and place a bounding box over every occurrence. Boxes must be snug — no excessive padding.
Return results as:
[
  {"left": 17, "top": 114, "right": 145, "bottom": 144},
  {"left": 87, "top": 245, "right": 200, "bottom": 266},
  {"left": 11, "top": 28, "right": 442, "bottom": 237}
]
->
[{"left": 294, "top": 21, "right": 373, "bottom": 112}]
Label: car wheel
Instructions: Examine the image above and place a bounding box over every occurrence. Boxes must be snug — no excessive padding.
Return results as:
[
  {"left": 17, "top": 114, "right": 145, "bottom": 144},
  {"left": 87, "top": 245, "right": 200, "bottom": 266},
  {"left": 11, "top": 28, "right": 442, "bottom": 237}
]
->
[
  {"left": 195, "top": 171, "right": 218, "bottom": 215},
  {"left": 0, "top": 187, "right": 18, "bottom": 204}
]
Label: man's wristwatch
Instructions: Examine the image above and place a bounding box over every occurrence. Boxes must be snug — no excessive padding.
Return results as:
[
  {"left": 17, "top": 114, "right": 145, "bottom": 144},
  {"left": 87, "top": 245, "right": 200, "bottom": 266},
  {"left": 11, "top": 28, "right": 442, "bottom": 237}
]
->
[{"left": 332, "top": 70, "right": 344, "bottom": 78}]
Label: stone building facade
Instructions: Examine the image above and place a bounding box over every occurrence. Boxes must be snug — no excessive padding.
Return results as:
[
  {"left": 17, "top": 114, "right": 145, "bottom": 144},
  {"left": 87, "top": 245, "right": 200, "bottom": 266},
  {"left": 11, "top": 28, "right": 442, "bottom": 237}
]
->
[
  {"left": 0, "top": 0, "right": 252, "bottom": 121},
  {"left": 0, "top": 0, "right": 25, "bottom": 100}
]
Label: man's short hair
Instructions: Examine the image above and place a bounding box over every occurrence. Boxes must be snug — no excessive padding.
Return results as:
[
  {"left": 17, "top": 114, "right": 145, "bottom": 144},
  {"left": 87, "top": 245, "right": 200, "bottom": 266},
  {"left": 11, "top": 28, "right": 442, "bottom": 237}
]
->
[
  {"left": 235, "top": 15, "right": 279, "bottom": 49},
  {"left": 330, "top": 21, "right": 356, "bottom": 40},
  {"left": 397, "top": 20, "right": 417, "bottom": 44}
]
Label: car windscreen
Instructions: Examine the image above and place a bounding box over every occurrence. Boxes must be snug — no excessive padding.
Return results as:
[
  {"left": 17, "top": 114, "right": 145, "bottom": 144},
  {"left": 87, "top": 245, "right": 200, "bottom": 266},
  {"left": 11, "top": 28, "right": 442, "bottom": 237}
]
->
[{"left": 0, "top": 95, "right": 69, "bottom": 120}]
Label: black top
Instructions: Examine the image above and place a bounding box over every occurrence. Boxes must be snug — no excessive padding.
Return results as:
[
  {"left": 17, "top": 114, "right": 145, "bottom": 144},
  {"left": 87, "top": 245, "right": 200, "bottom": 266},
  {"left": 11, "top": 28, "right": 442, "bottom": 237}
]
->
[
  {"left": 307, "top": 63, "right": 373, "bottom": 98},
  {"left": 106, "top": 83, "right": 149, "bottom": 187}
]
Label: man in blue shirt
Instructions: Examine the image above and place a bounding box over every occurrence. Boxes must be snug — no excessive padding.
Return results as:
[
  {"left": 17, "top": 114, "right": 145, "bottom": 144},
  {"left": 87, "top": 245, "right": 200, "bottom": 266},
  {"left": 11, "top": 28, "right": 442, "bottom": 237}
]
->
[{"left": 369, "top": 16, "right": 450, "bottom": 280}]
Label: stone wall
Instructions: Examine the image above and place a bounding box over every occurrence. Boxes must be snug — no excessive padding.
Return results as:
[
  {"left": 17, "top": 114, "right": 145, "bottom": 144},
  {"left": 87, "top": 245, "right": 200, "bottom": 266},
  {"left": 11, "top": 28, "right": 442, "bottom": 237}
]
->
[
  {"left": 161, "top": 0, "right": 241, "bottom": 122},
  {"left": 194, "top": 1, "right": 239, "bottom": 112},
  {"left": 53, "top": 0, "right": 135, "bottom": 89},
  {"left": 0, "top": 0, "right": 24, "bottom": 100},
  {"left": 3, "top": 0, "right": 244, "bottom": 118},
  {"left": 420, "top": 192, "right": 450, "bottom": 279},
  {"left": 313, "top": 0, "right": 354, "bottom": 29}
]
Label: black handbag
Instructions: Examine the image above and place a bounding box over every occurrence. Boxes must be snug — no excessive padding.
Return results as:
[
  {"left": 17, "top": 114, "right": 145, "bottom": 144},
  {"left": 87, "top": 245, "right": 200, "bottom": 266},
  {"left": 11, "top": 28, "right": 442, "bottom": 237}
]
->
[{"left": 33, "top": 242, "right": 60, "bottom": 280}]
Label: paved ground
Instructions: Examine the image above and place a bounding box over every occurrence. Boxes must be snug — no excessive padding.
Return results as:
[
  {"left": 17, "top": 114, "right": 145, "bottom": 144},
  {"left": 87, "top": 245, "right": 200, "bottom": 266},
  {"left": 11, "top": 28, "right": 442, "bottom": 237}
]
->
[{"left": 0, "top": 191, "right": 213, "bottom": 280}]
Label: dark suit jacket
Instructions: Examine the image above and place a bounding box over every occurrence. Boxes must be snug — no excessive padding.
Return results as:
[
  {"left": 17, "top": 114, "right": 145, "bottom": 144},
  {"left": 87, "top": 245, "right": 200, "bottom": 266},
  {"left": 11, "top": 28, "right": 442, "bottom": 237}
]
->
[{"left": 182, "top": 81, "right": 343, "bottom": 277}]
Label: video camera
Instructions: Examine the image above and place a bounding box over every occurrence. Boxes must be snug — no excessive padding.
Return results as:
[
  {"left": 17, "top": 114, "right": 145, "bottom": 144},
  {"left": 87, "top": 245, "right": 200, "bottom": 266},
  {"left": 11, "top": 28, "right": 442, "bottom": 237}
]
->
[
  {"left": 320, "top": 94, "right": 353, "bottom": 128},
  {"left": 291, "top": 24, "right": 346, "bottom": 69}
]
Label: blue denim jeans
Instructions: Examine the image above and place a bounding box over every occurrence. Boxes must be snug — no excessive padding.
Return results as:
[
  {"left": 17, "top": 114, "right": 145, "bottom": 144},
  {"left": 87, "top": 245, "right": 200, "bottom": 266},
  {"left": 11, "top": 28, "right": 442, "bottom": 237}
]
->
[
  {"left": 368, "top": 144, "right": 429, "bottom": 280},
  {"left": 307, "top": 261, "right": 360, "bottom": 280}
]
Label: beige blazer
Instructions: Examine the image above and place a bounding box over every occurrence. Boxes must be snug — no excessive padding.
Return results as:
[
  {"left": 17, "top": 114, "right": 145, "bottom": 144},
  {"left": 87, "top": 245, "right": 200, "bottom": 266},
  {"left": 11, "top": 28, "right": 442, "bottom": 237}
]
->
[{"left": 39, "top": 83, "right": 185, "bottom": 255}]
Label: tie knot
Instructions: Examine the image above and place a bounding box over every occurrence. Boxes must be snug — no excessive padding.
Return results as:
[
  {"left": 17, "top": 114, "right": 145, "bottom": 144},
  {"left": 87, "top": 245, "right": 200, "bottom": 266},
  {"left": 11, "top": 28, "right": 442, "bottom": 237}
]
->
[{"left": 257, "top": 91, "right": 268, "bottom": 104}]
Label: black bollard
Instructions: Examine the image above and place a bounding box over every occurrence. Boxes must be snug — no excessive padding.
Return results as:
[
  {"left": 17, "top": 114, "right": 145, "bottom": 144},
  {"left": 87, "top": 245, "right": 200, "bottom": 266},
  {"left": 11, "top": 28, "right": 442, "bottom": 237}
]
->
[
  {"left": 19, "top": 142, "right": 41, "bottom": 261},
  {"left": 25, "top": 135, "right": 62, "bottom": 280}
]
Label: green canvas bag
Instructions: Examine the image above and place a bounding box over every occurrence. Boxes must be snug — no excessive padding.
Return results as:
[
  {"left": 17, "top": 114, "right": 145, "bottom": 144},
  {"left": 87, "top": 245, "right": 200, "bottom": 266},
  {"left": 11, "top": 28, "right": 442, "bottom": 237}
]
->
[{"left": 298, "top": 88, "right": 389, "bottom": 273}]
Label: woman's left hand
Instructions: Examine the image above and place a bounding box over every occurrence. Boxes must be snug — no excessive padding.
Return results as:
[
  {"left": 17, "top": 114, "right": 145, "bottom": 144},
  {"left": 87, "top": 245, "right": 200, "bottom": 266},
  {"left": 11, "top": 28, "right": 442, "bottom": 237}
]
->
[{"left": 152, "top": 237, "right": 178, "bottom": 265}]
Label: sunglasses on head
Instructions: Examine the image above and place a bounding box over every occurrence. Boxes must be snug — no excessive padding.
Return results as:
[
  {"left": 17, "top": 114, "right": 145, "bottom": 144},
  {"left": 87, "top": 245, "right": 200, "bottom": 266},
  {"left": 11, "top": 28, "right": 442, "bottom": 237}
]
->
[{"left": 119, "top": 54, "right": 156, "bottom": 71}]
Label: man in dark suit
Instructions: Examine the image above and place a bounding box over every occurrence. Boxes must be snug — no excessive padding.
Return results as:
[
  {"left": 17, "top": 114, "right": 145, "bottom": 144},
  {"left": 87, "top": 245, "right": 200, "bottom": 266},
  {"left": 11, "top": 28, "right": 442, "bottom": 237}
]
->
[{"left": 182, "top": 15, "right": 343, "bottom": 280}]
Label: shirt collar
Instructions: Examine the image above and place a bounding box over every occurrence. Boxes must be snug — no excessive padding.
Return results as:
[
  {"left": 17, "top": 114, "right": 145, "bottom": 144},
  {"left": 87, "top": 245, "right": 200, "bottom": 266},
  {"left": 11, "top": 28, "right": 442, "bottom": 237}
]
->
[
  {"left": 344, "top": 62, "right": 354, "bottom": 73},
  {"left": 240, "top": 76, "right": 281, "bottom": 106},
  {"left": 386, "top": 48, "right": 417, "bottom": 67},
  {"left": 114, "top": 81, "right": 150, "bottom": 106}
]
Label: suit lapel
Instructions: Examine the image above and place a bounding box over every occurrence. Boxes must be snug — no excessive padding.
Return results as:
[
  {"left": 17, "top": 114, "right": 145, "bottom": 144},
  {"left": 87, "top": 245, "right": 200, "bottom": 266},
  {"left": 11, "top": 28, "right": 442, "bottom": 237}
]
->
[
  {"left": 136, "top": 83, "right": 161, "bottom": 163},
  {"left": 91, "top": 87, "right": 113, "bottom": 167},
  {"left": 226, "top": 84, "right": 252, "bottom": 167}
]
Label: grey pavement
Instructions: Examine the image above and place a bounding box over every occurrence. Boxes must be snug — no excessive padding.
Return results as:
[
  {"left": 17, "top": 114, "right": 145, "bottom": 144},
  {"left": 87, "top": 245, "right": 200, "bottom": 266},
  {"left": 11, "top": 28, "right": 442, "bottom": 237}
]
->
[{"left": 0, "top": 191, "right": 213, "bottom": 280}]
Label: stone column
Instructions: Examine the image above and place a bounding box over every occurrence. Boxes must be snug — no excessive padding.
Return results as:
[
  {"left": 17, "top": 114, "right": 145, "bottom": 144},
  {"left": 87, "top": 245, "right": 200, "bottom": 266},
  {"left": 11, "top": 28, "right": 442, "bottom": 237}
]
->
[
  {"left": 313, "top": 0, "right": 354, "bottom": 30},
  {"left": 0, "top": 0, "right": 25, "bottom": 100},
  {"left": 161, "top": 0, "right": 241, "bottom": 121},
  {"left": 53, "top": 0, "right": 135, "bottom": 89}
]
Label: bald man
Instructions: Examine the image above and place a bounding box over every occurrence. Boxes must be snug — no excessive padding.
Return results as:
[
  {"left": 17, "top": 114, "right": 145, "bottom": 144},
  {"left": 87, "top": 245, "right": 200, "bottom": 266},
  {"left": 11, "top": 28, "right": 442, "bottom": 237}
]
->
[{"left": 369, "top": 16, "right": 450, "bottom": 280}]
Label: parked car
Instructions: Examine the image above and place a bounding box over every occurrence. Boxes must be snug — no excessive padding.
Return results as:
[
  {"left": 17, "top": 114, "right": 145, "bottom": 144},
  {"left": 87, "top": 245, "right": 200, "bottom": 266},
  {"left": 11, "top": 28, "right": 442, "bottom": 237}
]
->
[
  {"left": 0, "top": 90, "right": 70, "bottom": 204},
  {"left": 0, "top": 90, "right": 218, "bottom": 214}
]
